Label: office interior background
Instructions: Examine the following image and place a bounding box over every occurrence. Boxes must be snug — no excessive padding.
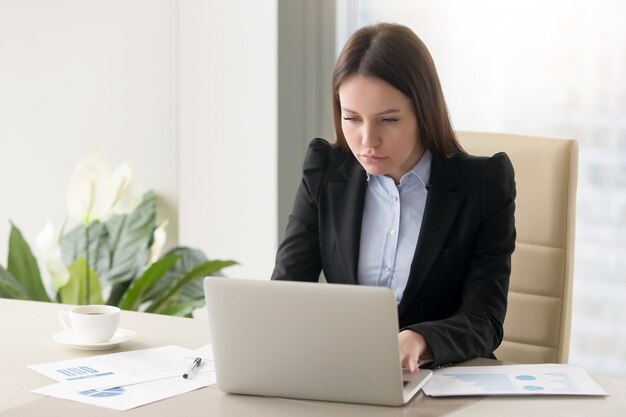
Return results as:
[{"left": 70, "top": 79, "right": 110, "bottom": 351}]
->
[{"left": 0, "top": 0, "right": 624, "bottom": 377}]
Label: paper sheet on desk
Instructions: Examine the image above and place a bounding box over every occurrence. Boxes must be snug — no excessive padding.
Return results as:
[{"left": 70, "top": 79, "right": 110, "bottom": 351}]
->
[
  {"left": 29, "top": 345, "right": 217, "bottom": 410},
  {"left": 29, "top": 345, "right": 215, "bottom": 389},
  {"left": 422, "top": 364, "right": 608, "bottom": 397},
  {"left": 33, "top": 372, "right": 216, "bottom": 411}
]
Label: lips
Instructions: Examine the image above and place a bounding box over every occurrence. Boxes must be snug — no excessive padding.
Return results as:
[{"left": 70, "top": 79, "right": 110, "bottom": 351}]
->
[{"left": 360, "top": 154, "right": 387, "bottom": 164}]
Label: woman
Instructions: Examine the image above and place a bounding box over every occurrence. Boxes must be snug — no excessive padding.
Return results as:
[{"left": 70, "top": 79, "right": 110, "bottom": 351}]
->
[{"left": 272, "top": 23, "right": 516, "bottom": 372}]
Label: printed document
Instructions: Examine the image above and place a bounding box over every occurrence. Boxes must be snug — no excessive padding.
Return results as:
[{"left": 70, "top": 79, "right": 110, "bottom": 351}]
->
[
  {"left": 29, "top": 345, "right": 217, "bottom": 410},
  {"left": 422, "top": 364, "right": 608, "bottom": 397}
]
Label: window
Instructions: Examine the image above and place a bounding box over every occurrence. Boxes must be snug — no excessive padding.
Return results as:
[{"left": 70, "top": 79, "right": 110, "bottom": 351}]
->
[{"left": 337, "top": 0, "right": 626, "bottom": 377}]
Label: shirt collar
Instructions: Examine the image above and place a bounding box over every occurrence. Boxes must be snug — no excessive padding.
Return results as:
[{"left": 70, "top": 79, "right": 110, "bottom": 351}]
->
[
  {"left": 408, "top": 149, "right": 432, "bottom": 188},
  {"left": 365, "top": 149, "right": 432, "bottom": 188}
]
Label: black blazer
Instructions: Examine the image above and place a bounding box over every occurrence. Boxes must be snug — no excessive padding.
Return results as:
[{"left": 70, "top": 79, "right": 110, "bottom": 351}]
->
[{"left": 272, "top": 138, "right": 516, "bottom": 367}]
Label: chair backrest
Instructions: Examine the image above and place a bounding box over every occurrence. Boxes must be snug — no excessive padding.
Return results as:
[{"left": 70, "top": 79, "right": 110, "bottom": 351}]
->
[{"left": 456, "top": 131, "right": 578, "bottom": 364}]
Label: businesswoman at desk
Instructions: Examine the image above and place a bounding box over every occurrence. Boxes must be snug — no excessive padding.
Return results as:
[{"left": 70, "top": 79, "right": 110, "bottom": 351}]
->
[{"left": 272, "top": 23, "right": 516, "bottom": 373}]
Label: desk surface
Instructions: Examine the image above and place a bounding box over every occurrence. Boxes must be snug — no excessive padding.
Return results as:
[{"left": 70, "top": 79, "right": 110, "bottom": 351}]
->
[{"left": 1, "top": 298, "right": 625, "bottom": 416}]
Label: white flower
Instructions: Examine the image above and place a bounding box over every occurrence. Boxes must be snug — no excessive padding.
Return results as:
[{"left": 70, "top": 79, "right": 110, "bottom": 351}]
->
[
  {"left": 148, "top": 220, "right": 168, "bottom": 264},
  {"left": 36, "top": 221, "right": 70, "bottom": 291},
  {"left": 66, "top": 152, "right": 115, "bottom": 224},
  {"left": 66, "top": 152, "right": 143, "bottom": 224},
  {"left": 110, "top": 161, "right": 143, "bottom": 215}
]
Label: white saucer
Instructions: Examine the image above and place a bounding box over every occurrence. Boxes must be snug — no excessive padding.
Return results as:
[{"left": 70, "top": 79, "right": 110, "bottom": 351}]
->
[{"left": 53, "top": 328, "right": 137, "bottom": 351}]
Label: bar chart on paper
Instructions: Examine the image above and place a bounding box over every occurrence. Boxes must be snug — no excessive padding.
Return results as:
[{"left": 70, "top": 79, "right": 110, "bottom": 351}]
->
[{"left": 56, "top": 366, "right": 114, "bottom": 381}]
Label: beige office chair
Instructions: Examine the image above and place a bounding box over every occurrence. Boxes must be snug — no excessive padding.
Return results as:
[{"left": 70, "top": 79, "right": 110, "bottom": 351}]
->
[{"left": 457, "top": 131, "right": 578, "bottom": 364}]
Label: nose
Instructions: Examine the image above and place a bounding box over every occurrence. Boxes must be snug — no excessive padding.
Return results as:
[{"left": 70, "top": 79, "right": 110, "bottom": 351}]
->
[{"left": 361, "top": 122, "right": 381, "bottom": 148}]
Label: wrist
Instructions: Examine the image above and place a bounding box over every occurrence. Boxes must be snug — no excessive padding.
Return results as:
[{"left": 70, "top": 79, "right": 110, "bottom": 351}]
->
[{"left": 401, "top": 329, "right": 433, "bottom": 362}]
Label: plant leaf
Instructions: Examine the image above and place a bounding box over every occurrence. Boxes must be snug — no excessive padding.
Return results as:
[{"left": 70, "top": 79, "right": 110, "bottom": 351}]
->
[
  {"left": 7, "top": 223, "right": 50, "bottom": 301},
  {"left": 118, "top": 254, "right": 179, "bottom": 311},
  {"left": 0, "top": 264, "right": 27, "bottom": 299},
  {"left": 106, "top": 281, "right": 132, "bottom": 307},
  {"left": 142, "top": 247, "right": 207, "bottom": 301},
  {"left": 100, "top": 191, "right": 156, "bottom": 284},
  {"left": 146, "top": 259, "right": 236, "bottom": 314},
  {"left": 59, "top": 258, "right": 103, "bottom": 305},
  {"left": 60, "top": 191, "right": 155, "bottom": 287},
  {"left": 60, "top": 221, "right": 111, "bottom": 282},
  {"left": 157, "top": 299, "right": 205, "bottom": 317}
]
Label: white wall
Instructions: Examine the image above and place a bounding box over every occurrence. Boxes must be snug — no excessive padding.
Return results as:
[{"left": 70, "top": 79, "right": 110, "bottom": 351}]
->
[
  {"left": 178, "top": 0, "right": 278, "bottom": 278},
  {"left": 0, "top": 0, "right": 179, "bottom": 266},
  {"left": 2, "top": 0, "right": 283, "bottom": 282}
]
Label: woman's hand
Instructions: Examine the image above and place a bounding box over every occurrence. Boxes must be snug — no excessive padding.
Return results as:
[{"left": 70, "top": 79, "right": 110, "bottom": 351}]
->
[{"left": 399, "top": 329, "right": 433, "bottom": 373}]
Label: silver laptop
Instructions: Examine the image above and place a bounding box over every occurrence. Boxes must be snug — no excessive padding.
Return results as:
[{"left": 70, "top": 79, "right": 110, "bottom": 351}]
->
[{"left": 203, "top": 277, "right": 432, "bottom": 406}]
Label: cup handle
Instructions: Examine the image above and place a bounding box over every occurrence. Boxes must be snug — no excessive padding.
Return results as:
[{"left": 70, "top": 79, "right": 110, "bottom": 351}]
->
[{"left": 58, "top": 311, "right": 72, "bottom": 330}]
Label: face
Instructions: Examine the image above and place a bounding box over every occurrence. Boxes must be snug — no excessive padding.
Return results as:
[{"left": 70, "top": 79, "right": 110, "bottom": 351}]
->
[{"left": 338, "top": 74, "right": 423, "bottom": 184}]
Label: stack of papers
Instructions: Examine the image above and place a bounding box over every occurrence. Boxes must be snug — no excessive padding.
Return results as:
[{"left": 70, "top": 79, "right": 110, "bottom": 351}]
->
[
  {"left": 29, "top": 345, "right": 217, "bottom": 410},
  {"left": 422, "top": 364, "right": 608, "bottom": 397}
]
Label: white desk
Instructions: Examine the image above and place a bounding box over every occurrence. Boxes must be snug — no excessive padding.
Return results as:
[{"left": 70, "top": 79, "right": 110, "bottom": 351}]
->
[{"left": 1, "top": 299, "right": 625, "bottom": 416}]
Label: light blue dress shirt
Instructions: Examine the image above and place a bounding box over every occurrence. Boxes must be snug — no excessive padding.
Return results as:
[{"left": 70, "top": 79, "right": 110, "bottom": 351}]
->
[{"left": 357, "top": 150, "right": 432, "bottom": 304}]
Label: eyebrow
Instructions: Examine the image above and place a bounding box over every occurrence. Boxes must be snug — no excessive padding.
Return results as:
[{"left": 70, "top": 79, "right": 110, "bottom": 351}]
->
[{"left": 341, "top": 107, "right": 402, "bottom": 116}]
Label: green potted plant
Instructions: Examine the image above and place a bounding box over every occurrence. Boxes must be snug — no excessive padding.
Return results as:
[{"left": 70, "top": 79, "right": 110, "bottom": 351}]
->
[{"left": 0, "top": 152, "right": 235, "bottom": 316}]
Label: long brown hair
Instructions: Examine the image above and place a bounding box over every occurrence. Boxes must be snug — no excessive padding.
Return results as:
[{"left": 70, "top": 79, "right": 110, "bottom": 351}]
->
[{"left": 332, "top": 23, "right": 463, "bottom": 158}]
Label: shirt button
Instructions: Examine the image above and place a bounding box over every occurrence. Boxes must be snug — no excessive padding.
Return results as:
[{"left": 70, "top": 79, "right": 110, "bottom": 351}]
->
[
  {"left": 385, "top": 266, "right": 391, "bottom": 272},
  {"left": 393, "top": 196, "right": 399, "bottom": 202},
  {"left": 390, "top": 229, "right": 396, "bottom": 235}
]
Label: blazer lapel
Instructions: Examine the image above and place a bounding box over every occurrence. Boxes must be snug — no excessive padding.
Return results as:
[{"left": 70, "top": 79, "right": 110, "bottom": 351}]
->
[
  {"left": 328, "top": 157, "right": 367, "bottom": 285},
  {"left": 399, "top": 156, "right": 465, "bottom": 316}
]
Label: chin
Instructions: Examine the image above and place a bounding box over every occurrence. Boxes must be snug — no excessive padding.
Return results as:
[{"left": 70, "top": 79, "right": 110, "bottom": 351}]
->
[{"left": 364, "top": 167, "right": 388, "bottom": 177}]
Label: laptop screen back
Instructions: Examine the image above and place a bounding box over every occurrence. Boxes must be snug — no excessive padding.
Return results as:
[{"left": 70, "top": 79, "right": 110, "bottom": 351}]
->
[{"left": 203, "top": 277, "right": 408, "bottom": 405}]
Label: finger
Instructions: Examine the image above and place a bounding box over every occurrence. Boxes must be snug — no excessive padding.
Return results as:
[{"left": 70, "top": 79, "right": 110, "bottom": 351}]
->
[
  {"left": 402, "top": 354, "right": 419, "bottom": 373},
  {"left": 409, "top": 347, "right": 420, "bottom": 372}
]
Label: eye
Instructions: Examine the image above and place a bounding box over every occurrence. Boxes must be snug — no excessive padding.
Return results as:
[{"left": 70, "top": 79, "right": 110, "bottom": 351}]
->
[
  {"left": 342, "top": 116, "right": 360, "bottom": 122},
  {"left": 382, "top": 118, "right": 399, "bottom": 123}
]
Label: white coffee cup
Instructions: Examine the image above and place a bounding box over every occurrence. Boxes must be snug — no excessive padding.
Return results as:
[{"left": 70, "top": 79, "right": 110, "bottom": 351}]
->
[{"left": 58, "top": 305, "right": 121, "bottom": 343}]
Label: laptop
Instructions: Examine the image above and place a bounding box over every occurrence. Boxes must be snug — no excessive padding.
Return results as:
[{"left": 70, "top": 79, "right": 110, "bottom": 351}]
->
[{"left": 203, "top": 277, "right": 432, "bottom": 406}]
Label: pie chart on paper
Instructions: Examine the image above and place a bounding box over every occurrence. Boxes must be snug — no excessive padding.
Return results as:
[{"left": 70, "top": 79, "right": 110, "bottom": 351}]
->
[{"left": 79, "top": 387, "right": 126, "bottom": 398}]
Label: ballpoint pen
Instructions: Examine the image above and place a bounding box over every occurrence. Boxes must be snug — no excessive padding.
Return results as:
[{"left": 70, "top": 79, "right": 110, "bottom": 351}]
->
[{"left": 182, "top": 357, "right": 202, "bottom": 379}]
